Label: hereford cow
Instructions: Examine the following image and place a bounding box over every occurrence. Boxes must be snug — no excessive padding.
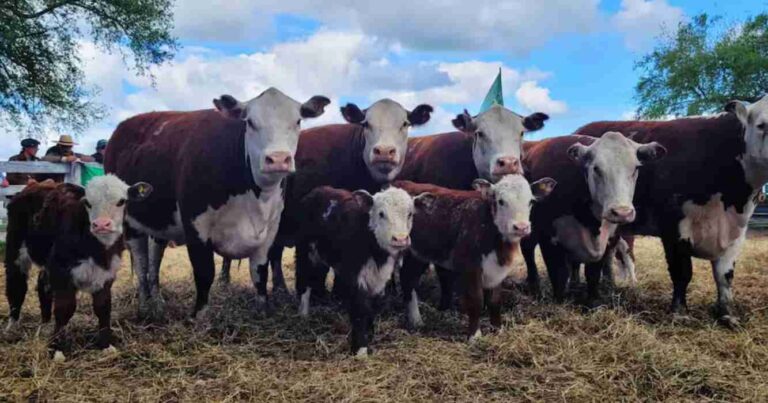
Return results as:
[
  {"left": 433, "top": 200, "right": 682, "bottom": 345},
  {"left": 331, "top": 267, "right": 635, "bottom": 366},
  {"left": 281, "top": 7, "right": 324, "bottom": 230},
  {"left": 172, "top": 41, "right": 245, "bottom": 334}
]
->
[
  {"left": 105, "top": 87, "right": 330, "bottom": 318},
  {"left": 521, "top": 133, "right": 666, "bottom": 305},
  {"left": 574, "top": 96, "right": 768, "bottom": 326},
  {"left": 4, "top": 176, "right": 152, "bottom": 360},
  {"left": 397, "top": 105, "right": 548, "bottom": 308},
  {"left": 295, "top": 186, "right": 416, "bottom": 356},
  {"left": 240, "top": 99, "right": 433, "bottom": 300},
  {"left": 395, "top": 175, "right": 556, "bottom": 337}
]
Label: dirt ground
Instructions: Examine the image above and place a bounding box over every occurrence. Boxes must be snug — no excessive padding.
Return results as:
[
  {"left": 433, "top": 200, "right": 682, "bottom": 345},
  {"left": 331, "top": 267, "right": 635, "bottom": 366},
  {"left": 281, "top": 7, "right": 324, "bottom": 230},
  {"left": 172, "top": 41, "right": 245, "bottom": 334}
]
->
[{"left": 1, "top": 233, "right": 768, "bottom": 402}]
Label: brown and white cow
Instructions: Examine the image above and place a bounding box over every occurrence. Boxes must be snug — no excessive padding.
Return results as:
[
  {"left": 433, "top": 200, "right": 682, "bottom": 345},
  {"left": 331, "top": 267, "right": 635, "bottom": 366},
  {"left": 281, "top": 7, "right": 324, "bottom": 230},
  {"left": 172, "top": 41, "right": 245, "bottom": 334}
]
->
[
  {"left": 295, "top": 186, "right": 416, "bottom": 356},
  {"left": 521, "top": 133, "right": 666, "bottom": 305},
  {"left": 4, "top": 176, "right": 152, "bottom": 360},
  {"left": 105, "top": 87, "right": 330, "bottom": 318},
  {"left": 395, "top": 175, "right": 556, "bottom": 337},
  {"left": 249, "top": 99, "right": 433, "bottom": 301},
  {"left": 574, "top": 96, "right": 768, "bottom": 326}
]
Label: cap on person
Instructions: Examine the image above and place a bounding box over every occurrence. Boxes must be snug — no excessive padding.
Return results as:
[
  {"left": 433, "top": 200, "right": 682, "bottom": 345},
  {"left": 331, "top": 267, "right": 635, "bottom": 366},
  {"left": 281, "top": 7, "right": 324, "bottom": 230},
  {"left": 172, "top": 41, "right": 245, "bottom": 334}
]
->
[
  {"left": 54, "top": 135, "right": 77, "bottom": 147},
  {"left": 21, "top": 138, "right": 40, "bottom": 148},
  {"left": 96, "top": 139, "right": 107, "bottom": 150}
]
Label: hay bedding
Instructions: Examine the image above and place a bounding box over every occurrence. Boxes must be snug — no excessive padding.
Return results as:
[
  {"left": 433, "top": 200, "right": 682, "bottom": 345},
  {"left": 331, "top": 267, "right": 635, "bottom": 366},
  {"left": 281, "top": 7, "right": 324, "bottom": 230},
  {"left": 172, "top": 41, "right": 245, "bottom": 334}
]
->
[{"left": 2, "top": 234, "right": 768, "bottom": 401}]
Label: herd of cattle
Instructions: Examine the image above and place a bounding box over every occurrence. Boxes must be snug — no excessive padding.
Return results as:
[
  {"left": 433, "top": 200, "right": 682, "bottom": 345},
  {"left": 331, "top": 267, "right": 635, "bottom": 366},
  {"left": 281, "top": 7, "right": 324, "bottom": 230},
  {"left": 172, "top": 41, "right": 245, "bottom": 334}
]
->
[{"left": 4, "top": 87, "right": 768, "bottom": 359}]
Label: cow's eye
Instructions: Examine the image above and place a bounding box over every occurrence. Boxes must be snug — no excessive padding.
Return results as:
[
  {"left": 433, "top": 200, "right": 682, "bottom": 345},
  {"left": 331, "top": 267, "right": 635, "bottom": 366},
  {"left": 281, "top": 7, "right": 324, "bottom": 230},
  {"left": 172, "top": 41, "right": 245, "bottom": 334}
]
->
[
  {"left": 362, "top": 121, "right": 370, "bottom": 129},
  {"left": 498, "top": 199, "right": 505, "bottom": 206},
  {"left": 408, "top": 212, "right": 413, "bottom": 219},
  {"left": 379, "top": 211, "right": 386, "bottom": 219},
  {"left": 116, "top": 198, "right": 126, "bottom": 207},
  {"left": 247, "top": 119, "right": 256, "bottom": 129},
  {"left": 529, "top": 200, "right": 535, "bottom": 207},
  {"left": 476, "top": 131, "right": 485, "bottom": 139},
  {"left": 758, "top": 122, "right": 766, "bottom": 130},
  {"left": 83, "top": 199, "right": 91, "bottom": 209},
  {"left": 593, "top": 166, "right": 603, "bottom": 177},
  {"left": 402, "top": 121, "right": 409, "bottom": 128}
]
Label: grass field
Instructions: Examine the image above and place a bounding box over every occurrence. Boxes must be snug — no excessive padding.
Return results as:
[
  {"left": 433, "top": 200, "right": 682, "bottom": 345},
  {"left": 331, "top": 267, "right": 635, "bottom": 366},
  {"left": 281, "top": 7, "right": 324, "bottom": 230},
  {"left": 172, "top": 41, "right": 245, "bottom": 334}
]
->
[{"left": 2, "top": 234, "right": 768, "bottom": 401}]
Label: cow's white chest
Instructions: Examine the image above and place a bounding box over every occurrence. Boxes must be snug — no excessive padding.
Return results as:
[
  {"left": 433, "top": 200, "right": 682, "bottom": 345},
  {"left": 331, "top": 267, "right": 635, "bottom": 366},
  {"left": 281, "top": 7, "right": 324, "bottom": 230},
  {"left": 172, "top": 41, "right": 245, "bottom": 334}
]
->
[
  {"left": 193, "top": 190, "right": 283, "bottom": 259},
  {"left": 480, "top": 251, "right": 513, "bottom": 289},
  {"left": 357, "top": 256, "right": 397, "bottom": 296},
  {"left": 71, "top": 256, "right": 121, "bottom": 293},
  {"left": 678, "top": 193, "right": 753, "bottom": 260},
  {"left": 552, "top": 216, "right": 617, "bottom": 263},
  {"left": 126, "top": 204, "right": 184, "bottom": 244}
]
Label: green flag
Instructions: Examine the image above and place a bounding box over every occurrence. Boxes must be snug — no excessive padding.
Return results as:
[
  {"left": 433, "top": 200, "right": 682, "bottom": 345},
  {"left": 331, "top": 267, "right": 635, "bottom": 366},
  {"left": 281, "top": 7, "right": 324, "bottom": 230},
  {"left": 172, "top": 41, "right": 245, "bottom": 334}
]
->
[
  {"left": 81, "top": 164, "right": 105, "bottom": 187},
  {"left": 479, "top": 68, "right": 503, "bottom": 113}
]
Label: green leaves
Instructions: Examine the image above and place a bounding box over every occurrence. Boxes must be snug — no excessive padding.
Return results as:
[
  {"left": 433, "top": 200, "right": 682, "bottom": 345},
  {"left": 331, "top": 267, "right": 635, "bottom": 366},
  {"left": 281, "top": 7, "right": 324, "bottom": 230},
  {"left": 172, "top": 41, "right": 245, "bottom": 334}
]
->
[
  {"left": 634, "top": 13, "right": 768, "bottom": 119},
  {"left": 0, "top": 0, "right": 177, "bottom": 136}
]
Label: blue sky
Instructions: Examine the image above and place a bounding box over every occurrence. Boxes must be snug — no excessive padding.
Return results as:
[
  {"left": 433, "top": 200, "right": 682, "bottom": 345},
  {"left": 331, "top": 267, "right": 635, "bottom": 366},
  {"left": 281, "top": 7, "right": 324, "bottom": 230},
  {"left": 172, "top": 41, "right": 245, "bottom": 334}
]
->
[{"left": 7, "top": 0, "right": 764, "bottom": 158}]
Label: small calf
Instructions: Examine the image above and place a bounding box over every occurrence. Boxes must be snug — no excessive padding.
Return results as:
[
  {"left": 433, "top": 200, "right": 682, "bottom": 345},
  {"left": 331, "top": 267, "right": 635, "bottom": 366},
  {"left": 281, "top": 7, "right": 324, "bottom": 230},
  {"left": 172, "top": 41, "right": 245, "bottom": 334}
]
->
[
  {"left": 4, "top": 176, "right": 152, "bottom": 360},
  {"left": 395, "top": 175, "right": 555, "bottom": 340},
  {"left": 295, "top": 186, "right": 416, "bottom": 356}
]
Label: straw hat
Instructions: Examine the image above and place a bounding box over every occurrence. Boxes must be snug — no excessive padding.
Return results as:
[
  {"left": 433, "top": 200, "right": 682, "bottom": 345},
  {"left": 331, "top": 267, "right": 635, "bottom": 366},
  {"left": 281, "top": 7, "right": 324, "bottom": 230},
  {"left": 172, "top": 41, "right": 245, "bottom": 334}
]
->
[{"left": 54, "top": 135, "right": 77, "bottom": 146}]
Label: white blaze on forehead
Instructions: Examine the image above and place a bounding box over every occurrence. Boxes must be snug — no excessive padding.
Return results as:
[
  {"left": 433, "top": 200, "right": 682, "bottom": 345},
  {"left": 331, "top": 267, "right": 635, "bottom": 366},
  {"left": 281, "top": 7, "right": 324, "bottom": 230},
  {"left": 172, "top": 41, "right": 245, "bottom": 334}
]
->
[
  {"left": 368, "top": 187, "right": 414, "bottom": 253},
  {"left": 488, "top": 174, "right": 535, "bottom": 240},
  {"left": 473, "top": 105, "right": 527, "bottom": 181}
]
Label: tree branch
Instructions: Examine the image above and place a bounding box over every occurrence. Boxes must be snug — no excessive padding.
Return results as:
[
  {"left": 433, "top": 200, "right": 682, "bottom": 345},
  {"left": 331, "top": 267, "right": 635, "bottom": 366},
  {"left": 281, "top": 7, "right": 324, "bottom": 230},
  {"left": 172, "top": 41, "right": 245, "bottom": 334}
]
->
[{"left": 2, "top": 0, "right": 76, "bottom": 19}]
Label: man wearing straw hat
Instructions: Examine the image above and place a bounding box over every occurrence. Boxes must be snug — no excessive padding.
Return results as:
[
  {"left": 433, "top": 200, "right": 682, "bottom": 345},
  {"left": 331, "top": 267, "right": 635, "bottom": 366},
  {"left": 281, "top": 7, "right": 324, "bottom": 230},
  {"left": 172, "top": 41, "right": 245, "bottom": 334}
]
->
[{"left": 43, "top": 134, "right": 95, "bottom": 163}]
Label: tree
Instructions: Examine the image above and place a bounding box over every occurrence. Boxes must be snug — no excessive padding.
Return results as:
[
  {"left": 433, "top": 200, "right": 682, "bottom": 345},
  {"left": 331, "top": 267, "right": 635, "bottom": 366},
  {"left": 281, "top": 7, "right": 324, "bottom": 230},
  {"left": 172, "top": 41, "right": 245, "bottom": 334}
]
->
[
  {"left": 0, "top": 0, "right": 177, "bottom": 135},
  {"left": 634, "top": 13, "right": 768, "bottom": 119}
]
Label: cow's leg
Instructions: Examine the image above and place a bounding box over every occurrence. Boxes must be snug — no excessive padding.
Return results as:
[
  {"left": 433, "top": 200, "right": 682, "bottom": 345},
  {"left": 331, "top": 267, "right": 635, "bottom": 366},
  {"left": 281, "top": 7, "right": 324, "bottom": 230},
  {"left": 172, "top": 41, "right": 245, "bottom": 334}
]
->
[
  {"left": 661, "top": 235, "right": 693, "bottom": 315},
  {"left": 486, "top": 285, "right": 504, "bottom": 331},
  {"left": 219, "top": 258, "right": 232, "bottom": 286},
  {"left": 521, "top": 236, "right": 541, "bottom": 297},
  {"left": 50, "top": 288, "right": 77, "bottom": 361},
  {"left": 569, "top": 262, "right": 582, "bottom": 289},
  {"left": 147, "top": 237, "right": 167, "bottom": 320},
  {"left": 268, "top": 245, "right": 287, "bottom": 292},
  {"left": 5, "top": 252, "right": 30, "bottom": 331},
  {"left": 37, "top": 270, "right": 52, "bottom": 323},
  {"left": 125, "top": 224, "right": 151, "bottom": 319},
  {"left": 295, "top": 241, "right": 315, "bottom": 317},
  {"left": 249, "top": 258, "right": 269, "bottom": 312},
  {"left": 331, "top": 268, "right": 351, "bottom": 303},
  {"left": 463, "top": 268, "right": 484, "bottom": 342},
  {"left": 585, "top": 252, "right": 614, "bottom": 309},
  {"left": 400, "top": 254, "right": 429, "bottom": 329},
  {"left": 349, "top": 286, "right": 374, "bottom": 357},
  {"left": 539, "top": 239, "right": 570, "bottom": 303},
  {"left": 436, "top": 265, "right": 457, "bottom": 311},
  {"left": 186, "top": 242, "right": 216, "bottom": 318},
  {"left": 614, "top": 237, "right": 637, "bottom": 285},
  {"left": 711, "top": 233, "right": 745, "bottom": 328},
  {"left": 92, "top": 285, "right": 115, "bottom": 351}
]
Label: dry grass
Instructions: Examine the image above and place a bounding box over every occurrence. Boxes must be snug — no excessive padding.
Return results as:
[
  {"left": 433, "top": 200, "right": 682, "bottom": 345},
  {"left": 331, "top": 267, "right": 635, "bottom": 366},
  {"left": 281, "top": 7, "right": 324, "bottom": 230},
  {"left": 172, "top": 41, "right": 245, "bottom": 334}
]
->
[{"left": 2, "top": 233, "right": 768, "bottom": 402}]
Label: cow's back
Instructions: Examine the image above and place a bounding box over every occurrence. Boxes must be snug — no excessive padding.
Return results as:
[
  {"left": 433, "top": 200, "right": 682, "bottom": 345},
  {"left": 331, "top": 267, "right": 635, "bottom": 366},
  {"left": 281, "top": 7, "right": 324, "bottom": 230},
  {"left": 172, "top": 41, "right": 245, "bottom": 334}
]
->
[{"left": 399, "top": 132, "right": 477, "bottom": 190}]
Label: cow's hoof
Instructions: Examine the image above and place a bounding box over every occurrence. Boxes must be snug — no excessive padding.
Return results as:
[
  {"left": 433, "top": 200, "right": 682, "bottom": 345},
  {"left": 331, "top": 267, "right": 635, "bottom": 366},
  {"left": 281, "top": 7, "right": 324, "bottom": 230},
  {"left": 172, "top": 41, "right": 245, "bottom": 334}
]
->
[
  {"left": 103, "top": 345, "right": 119, "bottom": 355},
  {"left": 354, "top": 347, "right": 369, "bottom": 358},
  {"left": 52, "top": 350, "right": 66, "bottom": 362},
  {"left": 468, "top": 329, "right": 482, "bottom": 344},
  {"left": 254, "top": 295, "right": 268, "bottom": 313},
  {"left": 4, "top": 318, "right": 17, "bottom": 333},
  {"left": 718, "top": 315, "right": 741, "bottom": 330}
]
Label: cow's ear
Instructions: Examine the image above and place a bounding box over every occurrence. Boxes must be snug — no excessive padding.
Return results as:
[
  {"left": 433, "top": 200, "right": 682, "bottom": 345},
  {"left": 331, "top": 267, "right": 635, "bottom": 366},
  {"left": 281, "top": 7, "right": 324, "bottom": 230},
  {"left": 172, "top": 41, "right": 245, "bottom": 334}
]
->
[
  {"left": 341, "top": 103, "right": 366, "bottom": 124},
  {"left": 213, "top": 95, "right": 244, "bottom": 119},
  {"left": 408, "top": 104, "right": 434, "bottom": 126},
  {"left": 301, "top": 95, "right": 331, "bottom": 119},
  {"left": 452, "top": 109, "right": 476, "bottom": 133},
  {"left": 128, "top": 182, "right": 153, "bottom": 202},
  {"left": 725, "top": 100, "right": 749, "bottom": 127},
  {"left": 352, "top": 190, "right": 374, "bottom": 209},
  {"left": 567, "top": 143, "right": 588, "bottom": 163},
  {"left": 523, "top": 112, "right": 549, "bottom": 132},
  {"left": 414, "top": 192, "right": 435, "bottom": 210},
  {"left": 531, "top": 177, "right": 557, "bottom": 200},
  {"left": 472, "top": 178, "right": 493, "bottom": 198},
  {"left": 636, "top": 142, "right": 667, "bottom": 163}
]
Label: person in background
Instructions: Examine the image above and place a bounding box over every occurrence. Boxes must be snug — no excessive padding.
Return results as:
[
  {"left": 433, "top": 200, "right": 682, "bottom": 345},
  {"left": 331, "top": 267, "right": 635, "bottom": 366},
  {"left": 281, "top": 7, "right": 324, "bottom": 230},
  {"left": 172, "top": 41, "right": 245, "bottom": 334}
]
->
[
  {"left": 3, "top": 138, "right": 42, "bottom": 187},
  {"left": 91, "top": 139, "right": 107, "bottom": 164},
  {"left": 43, "top": 135, "right": 95, "bottom": 163}
]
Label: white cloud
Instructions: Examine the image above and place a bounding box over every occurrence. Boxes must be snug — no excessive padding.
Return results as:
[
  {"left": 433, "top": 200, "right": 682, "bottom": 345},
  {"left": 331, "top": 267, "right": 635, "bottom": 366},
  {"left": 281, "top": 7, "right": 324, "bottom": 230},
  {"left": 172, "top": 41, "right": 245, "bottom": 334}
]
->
[
  {"left": 173, "top": 0, "right": 602, "bottom": 55},
  {"left": 611, "top": 0, "right": 685, "bottom": 52},
  {"left": 515, "top": 81, "right": 568, "bottom": 115}
]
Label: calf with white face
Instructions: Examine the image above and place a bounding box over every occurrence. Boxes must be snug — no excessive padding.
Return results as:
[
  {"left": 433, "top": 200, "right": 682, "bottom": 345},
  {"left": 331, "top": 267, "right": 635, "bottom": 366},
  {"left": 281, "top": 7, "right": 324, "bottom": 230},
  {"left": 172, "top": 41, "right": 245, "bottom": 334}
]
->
[
  {"left": 397, "top": 174, "right": 555, "bottom": 338},
  {"left": 453, "top": 105, "right": 548, "bottom": 181},
  {"left": 294, "top": 186, "right": 415, "bottom": 356},
  {"left": 341, "top": 99, "right": 433, "bottom": 183}
]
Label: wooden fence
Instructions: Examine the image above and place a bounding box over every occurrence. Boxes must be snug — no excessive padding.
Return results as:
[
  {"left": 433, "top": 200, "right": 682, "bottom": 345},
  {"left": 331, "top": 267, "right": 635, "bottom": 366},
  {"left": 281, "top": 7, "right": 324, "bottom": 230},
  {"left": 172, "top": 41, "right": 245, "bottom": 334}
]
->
[{"left": 0, "top": 161, "right": 103, "bottom": 204}]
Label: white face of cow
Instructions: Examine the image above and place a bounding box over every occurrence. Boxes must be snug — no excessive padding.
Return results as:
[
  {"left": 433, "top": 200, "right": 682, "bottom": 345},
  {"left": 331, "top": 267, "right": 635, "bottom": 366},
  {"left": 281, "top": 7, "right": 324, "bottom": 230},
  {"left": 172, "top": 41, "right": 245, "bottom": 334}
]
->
[
  {"left": 83, "top": 175, "right": 153, "bottom": 246},
  {"left": 568, "top": 132, "right": 667, "bottom": 224},
  {"left": 214, "top": 87, "right": 330, "bottom": 188},
  {"left": 354, "top": 187, "right": 415, "bottom": 255},
  {"left": 342, "top": 99, "right": 433, "bottom": 184},
  {"left": 474, "top": 175, "right": 556, "bottom": 242},
  {"left": 727, "top": 95, "right": 768, "bottom": 165},
  {"left": 453, "top": 106, "right": 548, "bottom": 182}
]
